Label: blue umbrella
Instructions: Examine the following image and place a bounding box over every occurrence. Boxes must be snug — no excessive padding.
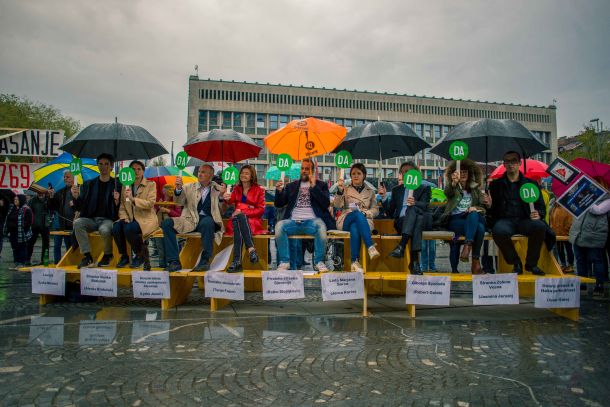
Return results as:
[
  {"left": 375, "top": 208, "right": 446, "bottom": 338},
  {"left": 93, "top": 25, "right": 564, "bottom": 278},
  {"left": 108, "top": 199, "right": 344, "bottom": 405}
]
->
[{"left": 33, "top": 152, "right": 99, "bottom": 190}]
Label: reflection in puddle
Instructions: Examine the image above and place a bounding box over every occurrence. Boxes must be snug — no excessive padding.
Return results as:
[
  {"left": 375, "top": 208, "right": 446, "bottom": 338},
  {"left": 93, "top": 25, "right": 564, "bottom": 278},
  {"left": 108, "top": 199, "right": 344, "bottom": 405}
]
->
[
  {"left": 29, "top": 317, "right": 64, "bottom": 346},
  {"left": 78, "top": 320, "right": 117, "bottom": 345},
  {"left": 131, "top": 321, "right": 171, "bottom": 343}
]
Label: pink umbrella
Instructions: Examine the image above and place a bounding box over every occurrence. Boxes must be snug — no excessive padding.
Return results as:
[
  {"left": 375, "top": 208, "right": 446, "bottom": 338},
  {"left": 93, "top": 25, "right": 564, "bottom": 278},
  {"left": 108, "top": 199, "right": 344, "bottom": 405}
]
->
[
  {"left": 489, "top": 159, "right": 548, "bottom": 180},
  {"left": 551, "top": 158, "right": 610, "bottom": 197}
]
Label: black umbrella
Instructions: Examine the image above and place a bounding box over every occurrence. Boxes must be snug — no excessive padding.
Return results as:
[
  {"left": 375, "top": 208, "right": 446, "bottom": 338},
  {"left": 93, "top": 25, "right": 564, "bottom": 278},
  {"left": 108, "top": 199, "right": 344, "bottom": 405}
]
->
[
  {"left": 430, "top": 118, "right": 548, "bottom": 164},
  {"left": 60, "top": 120, "right": 168, "bottom": 161},
  {"left": 333, "top": 121, "right": 431, "bottom": 181}
]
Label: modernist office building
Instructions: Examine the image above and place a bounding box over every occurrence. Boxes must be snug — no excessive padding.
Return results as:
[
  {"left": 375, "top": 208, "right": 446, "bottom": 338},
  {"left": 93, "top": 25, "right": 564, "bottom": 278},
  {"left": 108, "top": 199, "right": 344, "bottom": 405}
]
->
[{"left": 186, "top": 75, "right": 557, "bottom": 185}]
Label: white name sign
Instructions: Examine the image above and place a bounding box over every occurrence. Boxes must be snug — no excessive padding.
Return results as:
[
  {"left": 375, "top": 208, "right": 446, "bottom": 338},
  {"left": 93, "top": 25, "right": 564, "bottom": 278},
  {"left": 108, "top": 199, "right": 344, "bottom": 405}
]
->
[
  {"left": 80, "top": 268, "right": 118, "bottom": 297},
  {"left": 472, "top": 273, "right": 519, "bottom": 305},
  {"left": 79, "top": 320, "right": 117, "bottom": 345},
  {"left": 0, "top": 129, "right": 64, "bottom": 157},
  {"left": 31, "top": 268, "right": 65, "bottom": 296},
  {"left": 204, "top": 271, "right": 244, "bottom": 300},
  {"left": 406, "top": 275, "right": 451, "bottom": 305},
  {"left": 131, "top": 271, "right": 170, "bottom": 299},
  {"left": 535, "top": 277, "right": 580, "bottom": 308},
  {"left": 262, "top": 270, "right": 305, "bottom": 300},
  {"left": 321, "top": 272, "right": 364, "bottom": 301}
]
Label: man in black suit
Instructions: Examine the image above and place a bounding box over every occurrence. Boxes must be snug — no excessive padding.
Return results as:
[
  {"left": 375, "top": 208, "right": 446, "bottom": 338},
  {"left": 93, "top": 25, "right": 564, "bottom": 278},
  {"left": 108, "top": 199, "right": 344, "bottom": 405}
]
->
[
  {"left": 274, "top": 158, "right": 336, "bottom": 272},
  {"left": 379, "top": 161, "right": 431, "bottom": 275}
]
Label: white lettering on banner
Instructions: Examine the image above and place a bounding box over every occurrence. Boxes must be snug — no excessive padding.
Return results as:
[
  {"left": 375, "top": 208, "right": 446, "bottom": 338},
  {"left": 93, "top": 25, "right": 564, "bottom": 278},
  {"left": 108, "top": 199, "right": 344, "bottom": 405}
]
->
[
  {"left": 406, "top": 275, "right": 451, "bottom": 305},
  {"left": 131, "top": 321, "right": 171, "bottom": 343},
  {"left": 262, "top": 270, "right": 305, "bottom": 300},
  {"left": 472, "top": 273, "right": 519, "bottom": 305},
  {"left": 204, "top": 271, "right": 244, "bottom": 300},
  {"left": 0, "top": 129, "right": 63, "bottom": 157},
  {"left": 131, "top": 271, "right": 170, "bottom": 299},
  {"left": 0, "top": 163, "right": 38, "bottom": 189},
  {"left": 80, "top": 268, "right": 118, "bottom": 297},
  {"left": 31, "top": 268, "right": 65, "bottom": 296},
  {"left": 321, "top": 272, "right": 364, "bottom": 301},
  {"left": 535, "top": 277, "right": 580, "bottom": 308},
  {"left": 78, "top": 320, "right": 117, "bottom": 345},
  {"left": 28, "top": 317, "right": 64, "bottom": 346}
]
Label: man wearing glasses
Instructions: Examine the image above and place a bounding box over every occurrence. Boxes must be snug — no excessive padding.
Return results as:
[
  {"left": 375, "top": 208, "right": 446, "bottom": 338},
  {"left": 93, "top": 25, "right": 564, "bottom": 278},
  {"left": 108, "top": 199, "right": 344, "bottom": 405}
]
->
[{"left": 488, "top": 151, "right": 553, "bottom": 275}]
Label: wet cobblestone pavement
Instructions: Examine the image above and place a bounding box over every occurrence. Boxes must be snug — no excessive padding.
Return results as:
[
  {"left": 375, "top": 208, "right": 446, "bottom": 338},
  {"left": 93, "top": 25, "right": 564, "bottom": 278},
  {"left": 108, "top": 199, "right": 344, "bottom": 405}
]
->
[{"left": 0, "top": 253, "right": 609, "bottom": 406}]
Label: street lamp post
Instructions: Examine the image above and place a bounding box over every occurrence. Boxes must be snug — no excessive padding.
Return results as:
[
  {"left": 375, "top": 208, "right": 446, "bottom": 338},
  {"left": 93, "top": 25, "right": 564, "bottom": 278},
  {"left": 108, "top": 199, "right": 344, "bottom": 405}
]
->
[{"left": 590, "top": 118, "right": 601, "bottom": 162}]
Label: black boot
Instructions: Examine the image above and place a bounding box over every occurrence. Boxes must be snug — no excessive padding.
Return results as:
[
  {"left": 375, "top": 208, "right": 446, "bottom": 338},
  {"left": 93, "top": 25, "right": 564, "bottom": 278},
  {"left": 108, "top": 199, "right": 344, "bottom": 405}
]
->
[
  {"left": 227, "top": 261, "right": 243, "bottom": 273},
  {"left": 512, "top": 262, "right": 523, "bottom": 275},
  {"left": 526, "top": 265, "right": 545, "bottom": 276},
  {"left": 410, "top": 261, "right": 423, "bottom": 275},
  {"left": 248, "top": 249, "right": 259, "bottom": 264}
]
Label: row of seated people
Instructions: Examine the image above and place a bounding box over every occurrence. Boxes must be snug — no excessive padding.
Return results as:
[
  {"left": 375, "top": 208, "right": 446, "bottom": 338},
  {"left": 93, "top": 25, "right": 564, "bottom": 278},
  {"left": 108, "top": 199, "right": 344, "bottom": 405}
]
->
[{"left": 66, "top": 151, "right": 555, "bottom": 275}]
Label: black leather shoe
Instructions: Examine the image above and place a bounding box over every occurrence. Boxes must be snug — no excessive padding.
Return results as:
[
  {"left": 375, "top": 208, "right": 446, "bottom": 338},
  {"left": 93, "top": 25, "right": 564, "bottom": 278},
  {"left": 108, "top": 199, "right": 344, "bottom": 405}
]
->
[
  {"left": 409, "top": 261, "right": 423, "bottom": 275},
  {"left": 512, "top": 262, "right": 523, "bottom": 275},
  {"left": 97, "top": 254, "right": 113, "bottom": 267},
  {"left": 166, "top": 261, "right": 183, "bottom": 272},
  {"left": 389, "top": 245, "right": 405, "bottom": 258},
  {"left": 116, "top": 255, "right": 130, "bottom": 268},
  {"left": 249, "top": 250, "right": 259, "bottom": 264},
  {"left": 194, "top": 258, "right": 210, "bottom": 271},
  {"left": 526, "top": 266, "right": 545, "bottom": 276},
  {"left": 227, "top": 261, "right": 243, "bottom": 273},
  {"left": 130, "top": 257, "right": 144, "bottom": 269},
  {"left": 78, "top": 253, "right": 95, "bottom": 269}
]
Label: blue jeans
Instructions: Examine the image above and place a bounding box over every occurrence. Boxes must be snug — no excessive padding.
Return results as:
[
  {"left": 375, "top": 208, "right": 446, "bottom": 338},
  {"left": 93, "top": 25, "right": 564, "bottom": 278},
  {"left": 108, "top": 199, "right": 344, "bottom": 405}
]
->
[
  {"left": 421, "top": 240, "right": 437, "bottom": 270},
  {"left": 52, "top": 215, "right": 72, "bottom": 264},
  {"left": 448, "top": 212, "right": 485, "bottom": 258},
  {"left": 276, "top": 218, "right": 327, "bottom": 265},
  {"left": 162, "top": 216, "right": 215, "bottom": 265},
  {"left": 574, "top": 244, "right": 607, "bottom": 286},
  {"left": 342, "top": 211, "right": 373, "bottom": 262}
]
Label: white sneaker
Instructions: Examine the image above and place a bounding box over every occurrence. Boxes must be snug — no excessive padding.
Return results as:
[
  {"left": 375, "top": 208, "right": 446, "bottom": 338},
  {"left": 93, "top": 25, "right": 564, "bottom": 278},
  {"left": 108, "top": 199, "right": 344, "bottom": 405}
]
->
[
  {"left": 276, "top": 262, "right": 290, "bottom": 271},
  {"left": 367, "top": 245, "right": 380, "bottom": 260},
  {"left": 351, "top": 261, "right": 363, "bottom": 273},
  {"left": 314, "top": 262, "right": 329, "bottom": 273}
]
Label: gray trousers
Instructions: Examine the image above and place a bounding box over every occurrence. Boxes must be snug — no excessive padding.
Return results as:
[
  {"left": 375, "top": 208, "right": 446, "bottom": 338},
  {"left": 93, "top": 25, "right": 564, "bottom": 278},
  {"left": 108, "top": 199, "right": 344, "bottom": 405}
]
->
[{"left": 73, "top": 217, "right": 113, "bottom": 255}]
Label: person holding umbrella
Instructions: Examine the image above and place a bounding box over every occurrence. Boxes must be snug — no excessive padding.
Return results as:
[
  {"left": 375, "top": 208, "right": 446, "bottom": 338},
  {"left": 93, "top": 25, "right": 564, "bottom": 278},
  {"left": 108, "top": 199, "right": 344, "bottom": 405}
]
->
[
  {"left": 112, "top": 160, "right": 158, "bottom": 270},
  {"left": 161, "top": 163, "right": 226, "bottom": 272},
  {"left": 438, "top": 159, "right": 490, "bottom": 274},
  {"left": 488, "top": 151, "right": 551, "bottom": 276},
  {"left": 222, "top": 165, "right": 266, "bottom": 273},
  {"left": 48, "top": 171, "right": 76, "bottom": 264},
  {"left": 333, "top": 163, "right": 380, "bottom": 272},
  {"left": 380, "top": 161, "right": 431, "bottom": 275},
  {"left": 72, "top": 153, "right": 121, "bottom": 269},
  {"left": 274, "top": 158, "right": 336, "bottom": 272}
]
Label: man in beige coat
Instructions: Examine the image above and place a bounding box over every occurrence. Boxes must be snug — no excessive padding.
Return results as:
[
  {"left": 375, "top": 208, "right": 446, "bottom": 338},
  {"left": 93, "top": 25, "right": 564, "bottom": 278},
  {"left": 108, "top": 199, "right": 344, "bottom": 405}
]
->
[
  {"left": 112, "top": 160, "right": 158, "bottom": 270},
  {"left": 161, "top": 164, "right": 226, "bottom": 271}
]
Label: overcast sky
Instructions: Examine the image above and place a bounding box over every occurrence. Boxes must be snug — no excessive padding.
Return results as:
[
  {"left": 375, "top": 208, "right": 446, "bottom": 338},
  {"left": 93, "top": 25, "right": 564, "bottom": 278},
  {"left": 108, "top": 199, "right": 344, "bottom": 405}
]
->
[{"left": 1, "top": 0, "right": 608, "bottom": 152}]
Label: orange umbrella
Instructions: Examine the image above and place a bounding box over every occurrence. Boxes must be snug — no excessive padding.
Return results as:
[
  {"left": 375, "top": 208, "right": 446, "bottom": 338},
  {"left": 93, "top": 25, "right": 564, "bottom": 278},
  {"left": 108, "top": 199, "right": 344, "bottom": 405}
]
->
[{"left": 264, "top": 117, "right": 346, "bottom": 160}]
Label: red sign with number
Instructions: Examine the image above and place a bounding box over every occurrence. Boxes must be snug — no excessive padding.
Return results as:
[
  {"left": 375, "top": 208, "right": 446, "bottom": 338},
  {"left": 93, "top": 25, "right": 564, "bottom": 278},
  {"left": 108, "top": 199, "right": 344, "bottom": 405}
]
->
[{"left": 0, "top": 163, "right": 36, "bottom": 189}]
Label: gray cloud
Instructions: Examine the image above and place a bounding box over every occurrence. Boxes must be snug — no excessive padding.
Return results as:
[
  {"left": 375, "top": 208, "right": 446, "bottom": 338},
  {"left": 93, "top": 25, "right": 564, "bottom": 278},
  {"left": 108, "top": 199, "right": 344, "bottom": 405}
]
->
[{"left": 1, "top": 0, "right": 608, "bottom": 153}]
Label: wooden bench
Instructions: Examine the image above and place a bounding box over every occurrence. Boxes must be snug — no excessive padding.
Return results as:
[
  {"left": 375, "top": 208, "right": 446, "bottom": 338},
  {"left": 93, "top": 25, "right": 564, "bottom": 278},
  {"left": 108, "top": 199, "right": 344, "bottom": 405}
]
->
[{"left": 31, "top": 220, "right": 593, "bottom": 321}]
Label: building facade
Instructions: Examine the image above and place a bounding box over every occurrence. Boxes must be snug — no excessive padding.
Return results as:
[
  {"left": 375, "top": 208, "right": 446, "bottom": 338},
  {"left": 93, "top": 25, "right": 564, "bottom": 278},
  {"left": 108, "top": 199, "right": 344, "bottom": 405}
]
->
[{"left": 187, "top": 76, "right": 557, "bottom": 186}]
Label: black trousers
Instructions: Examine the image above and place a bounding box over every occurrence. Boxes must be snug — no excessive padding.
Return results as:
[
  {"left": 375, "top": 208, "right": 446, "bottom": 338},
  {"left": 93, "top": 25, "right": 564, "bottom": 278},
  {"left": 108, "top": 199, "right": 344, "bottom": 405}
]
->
[
  {"left": 394, "top": 208, "right": 424, "bottom": 252},
  {"left": 492, "top": 218, "right": 546, "bottom": 268},
  {"left": 28, "top": 226, "right": 49, "bottom": 262},
  {"left": 231, "top": 213, "right": 254, "bottom": 262}
]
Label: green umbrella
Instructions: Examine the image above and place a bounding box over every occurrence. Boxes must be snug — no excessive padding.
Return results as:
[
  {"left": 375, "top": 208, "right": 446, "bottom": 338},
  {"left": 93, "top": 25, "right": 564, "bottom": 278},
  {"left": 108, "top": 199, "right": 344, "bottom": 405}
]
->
[
  {"left": 430, "top": 187, "right": 446, "bottom": 203},
  {"left": 265, "top": 163, "right": 301, "bottom": 181}
]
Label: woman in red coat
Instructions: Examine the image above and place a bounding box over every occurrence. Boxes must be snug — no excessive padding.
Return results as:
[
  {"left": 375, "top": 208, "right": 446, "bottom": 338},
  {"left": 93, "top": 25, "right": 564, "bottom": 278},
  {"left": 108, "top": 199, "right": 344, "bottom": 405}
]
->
[{"left": 223, "top": 165, "right": 266, "bottom": 272}]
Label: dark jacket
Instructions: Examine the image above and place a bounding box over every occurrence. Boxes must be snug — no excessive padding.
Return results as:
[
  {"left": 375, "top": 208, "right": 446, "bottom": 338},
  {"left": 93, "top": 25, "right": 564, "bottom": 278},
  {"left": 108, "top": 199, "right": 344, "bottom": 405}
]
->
[
  {"left": 383, "top": 184, "right": 431, "bottom": 220},
  {"left": 488, "top": 173, "right": 546, "bottom": 224},
  {"left": 29, "top": 195, "right": 50, "bottom": 229},
  {"left": 274, "top": 179, "right": 336, "bottom": 230},
  {"left": 49, "top": 187, "right": 75, "bottom": 230},
  {"left": 73, "top": 177, "right": 120, "bottom": 220}
]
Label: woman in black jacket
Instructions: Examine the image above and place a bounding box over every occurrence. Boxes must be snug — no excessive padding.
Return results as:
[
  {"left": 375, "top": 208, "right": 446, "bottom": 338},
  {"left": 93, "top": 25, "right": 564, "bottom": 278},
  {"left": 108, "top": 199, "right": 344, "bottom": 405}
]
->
[{"left": 2, "top": 195, "right": 33, "bottom": 269}]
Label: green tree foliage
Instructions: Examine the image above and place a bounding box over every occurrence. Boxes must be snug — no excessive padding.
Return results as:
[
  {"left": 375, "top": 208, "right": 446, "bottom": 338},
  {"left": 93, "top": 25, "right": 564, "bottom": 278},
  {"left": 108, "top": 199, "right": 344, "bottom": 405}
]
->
[
  {"left": 560, "top": 126, "right": 610, "bottom": 164},
  {"left": 151, "top": 156, "right": 167, "bottom": 167},
  {"left": 0, "top": 94, "right": 81, "bottom": 162}
]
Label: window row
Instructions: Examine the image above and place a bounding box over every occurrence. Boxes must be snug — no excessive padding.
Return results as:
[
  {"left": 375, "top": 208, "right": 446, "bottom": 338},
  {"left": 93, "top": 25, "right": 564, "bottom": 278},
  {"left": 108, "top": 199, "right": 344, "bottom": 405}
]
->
[{"left": 199, "top": 88, "right": 551, "bottom": 123}]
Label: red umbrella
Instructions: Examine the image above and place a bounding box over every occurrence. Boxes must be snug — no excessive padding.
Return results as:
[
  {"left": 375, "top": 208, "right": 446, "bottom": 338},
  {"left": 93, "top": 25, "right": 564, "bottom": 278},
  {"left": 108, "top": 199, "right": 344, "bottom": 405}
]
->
[
  {"left": 183, "top": 129, "right": 261, "bottom": 163},
  {"left": 552, "top": 158, "right": 610, "bottom": 197},
  {"left": 489, "top": 159, "right": 548, "bottom": 180}
]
